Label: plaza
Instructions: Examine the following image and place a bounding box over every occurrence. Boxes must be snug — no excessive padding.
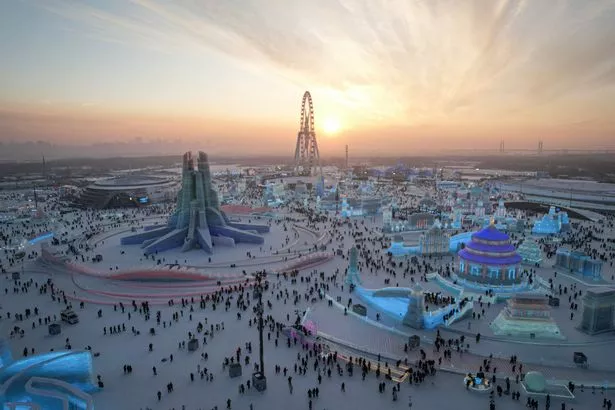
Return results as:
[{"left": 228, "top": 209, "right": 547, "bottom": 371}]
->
[{"left": 1, "top": 164, "right": 615, "bottom": 410}]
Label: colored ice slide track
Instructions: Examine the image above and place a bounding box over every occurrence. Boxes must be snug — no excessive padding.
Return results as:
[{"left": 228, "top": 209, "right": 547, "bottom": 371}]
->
[
  {"left": 109, "top": 270, "right": 222, "bottom": 282},
  {"left": 276, "top": 252, "right": 334, "bottom": 273},
  {"left": 28, "top": 232, "right": 54, "bottom": 246},
  {"left": 42, "top": 248, "right": 248, "bottom": 282},
  {"left": 70, "top": 273, "right": 250, "bottom": 300},
  {"left": 0, "top": 351, "right": 96, "bottom": 410},
  {"left": 73, "top": 269, "right": 249, "bottom": 286}
]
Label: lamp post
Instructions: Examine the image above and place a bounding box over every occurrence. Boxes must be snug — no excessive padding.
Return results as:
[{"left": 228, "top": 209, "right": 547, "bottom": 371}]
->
[{"left": 252, "top": 271, "right": 267, "bottom": 391}]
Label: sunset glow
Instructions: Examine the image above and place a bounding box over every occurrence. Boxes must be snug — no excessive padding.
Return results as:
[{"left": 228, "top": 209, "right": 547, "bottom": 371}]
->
[
  {"left": 0, "top": 0, "right": 614, "bottom": 157},
  {"left": 322, "top": 117, "right": 341, "bottom": 136}
]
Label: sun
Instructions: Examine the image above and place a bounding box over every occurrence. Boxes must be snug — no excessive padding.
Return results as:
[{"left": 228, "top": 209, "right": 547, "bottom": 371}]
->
[{"left": 322, "top": 117, "right": 341, "bottom": 135}]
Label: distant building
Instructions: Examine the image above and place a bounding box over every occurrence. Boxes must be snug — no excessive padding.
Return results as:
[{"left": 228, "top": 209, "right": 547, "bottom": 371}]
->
[
  {"left": 437, "top": 181, "right": 461, "bottom": 191},
  {"left": 418, "top": 224, "right": 450, "bottom": 255},
  {"left": 382, "top": 206, "right": 393, "bottom": 231},
  {"left": 474, "top": 199, "right": 486, "bottom": 218},
  {"left": 341, "top": 196, "right": 382, "bottom": 217},
  {"left": 419, "top": 195, "right": 438, "bottom": 213},
  {"left": 315, "top": 175, "right": 325, "bottom": 197},
  {"left": 75, "top": 176, "right": 178, "bottom": 209},
  {"left": 384, "top": 212, "right": 435, "bottom": 233},
  {"left": 494, "top": 199, "right": 507, "bottom": 218},
  {"left": 532, "top": 206, "right": 570, "bottom": 235}
]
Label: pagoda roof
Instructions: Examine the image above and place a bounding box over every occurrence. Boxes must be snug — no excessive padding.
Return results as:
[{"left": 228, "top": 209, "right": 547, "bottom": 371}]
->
[
  {"left": 458, "top": 249, "right": 522, "bottom": 265},
  {"left": 458, "top": 223, "right": 521, "bottom": 265},
  {"left": 465, "top": 241, "right": 516, "bottom": 253},
  {"left": 472, "top": 225, "right": 510, "bottom": 242}
]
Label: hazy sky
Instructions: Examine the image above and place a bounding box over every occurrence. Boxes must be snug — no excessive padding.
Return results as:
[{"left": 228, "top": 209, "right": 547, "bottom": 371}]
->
[{"left": 1, "top": 0, "right": 615, "bottom": 156}]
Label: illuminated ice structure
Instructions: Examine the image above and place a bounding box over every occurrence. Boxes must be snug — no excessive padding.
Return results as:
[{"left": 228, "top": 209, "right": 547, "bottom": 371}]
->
[
  {"left": 315, "top": 175, "right": 325, "bottom": 198},
  {"left": 0, "top": 340, "right": 97, "bottom": 409},
  {"left": 457, "top": 223, "right": 522, "bottom": 286},
  {"left": 554, "top": 248, "right": 602, "bottom": 280},
  {"left": 479, "top": 200, "right": 523, "bottom": 232},
  {"left": 344, "top": 247, "right": 361, "bottom": 286},
  {"left": 340, "top": 197, "right": 381, "bottom": 217},
  {"left": 474, "top": 199, "right": 486, "bottom": 218},
  {"left": 490, "top": 295, "right": 564, "bottom": 340},
  {"left": 382, "top": 207, "right": 392, "bottom": 229},
  {"left": 347, "top": 248, "right": 470, "bottom": 329},
  {"left": 121, "top": 151, "right": 269, "bottom": 254},
  {"left": 388, "top": 230, "right": 474, "bottom": 257},
  {"left": 494, "top": 199, "right": 507, "bottom": 219},
  {"left": 262, "top": 183, "right": 284, "bottom": 208},
  {"left": 517, "top": 239, "right": 543, "bottom": 266},
  {"left": 449, "top": 210, "right": 463, "bottom": 229},
  {"left": 532, "top": 206, "right": 570, "bottom": 235},
  {"left": 383, "top": 212, "right": 435, "bottom": 233},
  {"left": 418, "top": 223, "right": 450, "bottom": 255}
]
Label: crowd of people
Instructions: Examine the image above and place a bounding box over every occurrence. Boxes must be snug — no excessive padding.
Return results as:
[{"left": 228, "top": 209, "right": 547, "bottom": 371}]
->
[{"left": 1, "top": 190, "right": 613, "bottom": 409}]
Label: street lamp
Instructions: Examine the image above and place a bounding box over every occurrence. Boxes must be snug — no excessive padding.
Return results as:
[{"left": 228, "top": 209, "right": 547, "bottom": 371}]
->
[{"left": 252, "top": 271, "right": 267, "bottom": 391}]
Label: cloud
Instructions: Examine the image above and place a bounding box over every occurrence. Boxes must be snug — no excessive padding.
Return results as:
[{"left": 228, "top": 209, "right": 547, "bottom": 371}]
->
[{"left": 24, "top": 0, "right": 615, "bottom": 131}]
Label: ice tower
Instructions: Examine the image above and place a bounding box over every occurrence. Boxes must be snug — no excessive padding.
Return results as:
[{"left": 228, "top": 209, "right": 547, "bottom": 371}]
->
[
  {"left": 121, "top": 151, "right": 269, "bottom": 254},
  {"left": 345, "top": 246, "right": 361, "bottom": 286}
]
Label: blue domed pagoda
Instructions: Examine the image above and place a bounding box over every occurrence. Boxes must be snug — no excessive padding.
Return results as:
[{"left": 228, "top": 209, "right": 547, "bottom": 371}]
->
[{"left": 457, "top": 222, "right": 522, "bottom": 285}]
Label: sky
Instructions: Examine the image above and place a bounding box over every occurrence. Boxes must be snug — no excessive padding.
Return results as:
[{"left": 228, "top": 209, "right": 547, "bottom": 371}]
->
[{"left": 1, "top": 0, "right": 615, "bottom": 157}]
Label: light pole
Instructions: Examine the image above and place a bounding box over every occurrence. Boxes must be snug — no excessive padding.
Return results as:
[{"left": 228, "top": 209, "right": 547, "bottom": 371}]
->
[{"left": 252, "top": 271, "right": 267, "bottom": 391}]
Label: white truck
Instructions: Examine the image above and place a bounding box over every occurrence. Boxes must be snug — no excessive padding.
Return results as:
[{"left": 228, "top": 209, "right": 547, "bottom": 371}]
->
[{"left": 60, "top": 309, "right": 79, "bottom": 325}]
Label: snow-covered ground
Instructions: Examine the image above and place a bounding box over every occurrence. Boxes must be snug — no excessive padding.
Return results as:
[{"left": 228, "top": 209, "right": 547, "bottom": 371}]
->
[
  {"left": 2, "top": 202, "right": 614, "bottom": 410},
  {"left": 1, "top": 261, "right": 604, "bottom": 410}
]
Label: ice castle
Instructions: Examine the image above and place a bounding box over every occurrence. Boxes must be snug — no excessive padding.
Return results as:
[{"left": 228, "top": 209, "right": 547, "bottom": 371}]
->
[
  {"left": 532, "top": 206, "right": 570, "bottom": 235},
  {"left": 121, "top": 151, "right": 269, "bottom": 254}
]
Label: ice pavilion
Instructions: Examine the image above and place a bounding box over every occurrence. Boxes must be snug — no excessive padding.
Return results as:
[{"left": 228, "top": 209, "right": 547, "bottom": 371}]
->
[
  {"left": 517, "top": 239, "right": 543, "bottom": 266},
  {"left": 532, "top": 206, "right": 570, "bottom": 235},
  {"left": 457, "top": 222, "right": 523, "bottom": 286}
]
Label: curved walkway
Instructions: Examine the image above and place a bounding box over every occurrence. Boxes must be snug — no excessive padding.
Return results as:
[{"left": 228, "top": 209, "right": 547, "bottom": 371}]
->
[{"left": 313, "top": 295, "right": 615, "bottom": 387}]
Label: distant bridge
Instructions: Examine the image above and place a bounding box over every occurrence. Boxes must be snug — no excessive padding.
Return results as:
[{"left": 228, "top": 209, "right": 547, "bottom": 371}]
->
[
  {"left": 505, "top": 201, "right": 603, "bottom": 222},
  {"left": 447, "top": 148, "right": 614, "bottom": 155}
]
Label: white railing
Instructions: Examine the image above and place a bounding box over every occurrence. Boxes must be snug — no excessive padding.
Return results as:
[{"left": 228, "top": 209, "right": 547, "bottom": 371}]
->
[
  {"left": 0, "top": 350, "right": 94, "bottom": 410},
  {"left": 444, "top": 301, "right": 474, "bottom": 326},
  {"left": 25, "top": 376, "right": 94, "bottom": 410},
  {"left": 3, "top": 403, "right": 40, "bottom": 409}
]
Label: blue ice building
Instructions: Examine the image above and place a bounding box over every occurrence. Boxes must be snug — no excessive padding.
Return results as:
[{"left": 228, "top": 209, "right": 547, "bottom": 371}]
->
[
  {"left": 0, "top": 341, "right": 97, "bottom": 410},
  {"left": 121, "top": 151, "right": 269, "bottom": 254},
  {"left": 554, "top": 248, "right": 602, "bottom": 280},
  {"left": 457, "top": 223, "right": 523, "bottom": 286},
  {"left": 532, "top": 206, "right": 570, "bottom": 235}
]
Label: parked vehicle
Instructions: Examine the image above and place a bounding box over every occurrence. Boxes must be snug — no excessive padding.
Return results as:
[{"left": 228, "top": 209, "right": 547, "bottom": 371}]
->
[{"left": 61, "top": 309, "right": 79, "bottom": 325}]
